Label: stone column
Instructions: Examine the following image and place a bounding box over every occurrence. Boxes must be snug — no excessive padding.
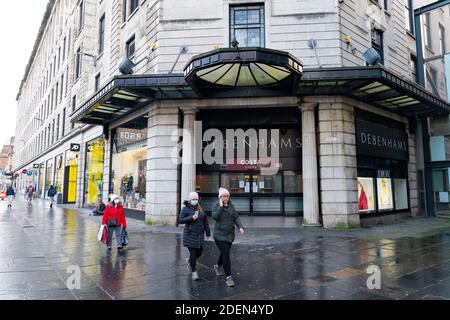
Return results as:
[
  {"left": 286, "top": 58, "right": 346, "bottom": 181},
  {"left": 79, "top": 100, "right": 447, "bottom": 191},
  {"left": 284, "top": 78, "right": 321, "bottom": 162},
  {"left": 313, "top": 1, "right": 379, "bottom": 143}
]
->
[
  {"left": 180, "top": 108, "right": 197, "bottom": 203},
  {"left": 301, "top": 103, "right": 321, "bottom": 227},
  {"left": 318, "top": 98, "right": 359, "bottom": 228},
  {"left": 146, "top": 106, "right": 181, "bottom": 226}
]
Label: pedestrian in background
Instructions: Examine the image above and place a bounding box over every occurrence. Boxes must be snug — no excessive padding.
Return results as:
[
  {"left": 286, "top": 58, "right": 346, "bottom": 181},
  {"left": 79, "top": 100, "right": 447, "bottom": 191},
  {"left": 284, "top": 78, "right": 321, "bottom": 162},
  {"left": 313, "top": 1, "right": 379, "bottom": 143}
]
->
[
  {"left": 179, "top": 192, "right": 211, "bottom": 281},
  {"left": 102, "top": 194, "right": 127, "bottom": 252},
  {"left": 212, "top": 188, "right": 245, "bottom": 287},
  {"left": 47, "top": 185, "right": 57, "bottom": 208},
  {"left": 6, "top": 185, "right": 15, "bottom": 208},
  {"left": 25, "top": 185, "right": 34, "bottom": 206}
]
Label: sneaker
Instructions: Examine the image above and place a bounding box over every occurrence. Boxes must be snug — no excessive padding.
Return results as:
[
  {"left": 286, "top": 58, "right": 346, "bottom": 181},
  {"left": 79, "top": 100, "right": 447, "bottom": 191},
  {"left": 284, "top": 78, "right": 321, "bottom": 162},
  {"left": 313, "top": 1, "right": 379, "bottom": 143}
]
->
[
  {"left": 192, "top": 271, "right": 200, "bottom": 281},
  {"left": 214, "top": 265, "right": 225, "bottom": 276},
  {"left": 226, "top": 276, "right": 235, "bottom": 287},
  {"left": 186, "top": 258, "right": 192, "bottom": 272}
]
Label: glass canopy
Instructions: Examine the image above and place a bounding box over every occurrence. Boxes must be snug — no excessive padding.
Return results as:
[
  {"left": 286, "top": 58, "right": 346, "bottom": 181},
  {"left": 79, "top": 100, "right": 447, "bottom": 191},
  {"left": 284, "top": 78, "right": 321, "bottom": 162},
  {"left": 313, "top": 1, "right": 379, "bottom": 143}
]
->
[{"left": 184, "top": 47, "right": 303, "bottom": 92}]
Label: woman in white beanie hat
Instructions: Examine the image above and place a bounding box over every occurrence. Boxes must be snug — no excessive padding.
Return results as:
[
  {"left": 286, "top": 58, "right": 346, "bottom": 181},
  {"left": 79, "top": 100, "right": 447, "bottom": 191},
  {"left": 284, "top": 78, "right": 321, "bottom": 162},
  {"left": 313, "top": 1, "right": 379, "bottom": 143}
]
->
[
  {"left": 211, "top": 187, "right": 245, "bottom": 287},
  {"left": 179, "top": 191, "right": 211, "bottom": 281}
]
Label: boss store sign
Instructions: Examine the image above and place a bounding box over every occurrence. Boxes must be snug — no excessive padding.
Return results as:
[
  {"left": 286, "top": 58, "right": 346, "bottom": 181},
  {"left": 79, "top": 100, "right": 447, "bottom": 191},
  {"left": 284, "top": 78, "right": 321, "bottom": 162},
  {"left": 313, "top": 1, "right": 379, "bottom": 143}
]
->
[{"left": 356, "top": 119, "right": 409, "bottom": 161}]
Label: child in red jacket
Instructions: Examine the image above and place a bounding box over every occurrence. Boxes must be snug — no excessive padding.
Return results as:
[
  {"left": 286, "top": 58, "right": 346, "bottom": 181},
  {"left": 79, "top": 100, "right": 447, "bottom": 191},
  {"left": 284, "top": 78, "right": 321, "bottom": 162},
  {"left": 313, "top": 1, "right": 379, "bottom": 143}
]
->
[{"left": 102, "top": 194, "right": 127, "bottom": 251}]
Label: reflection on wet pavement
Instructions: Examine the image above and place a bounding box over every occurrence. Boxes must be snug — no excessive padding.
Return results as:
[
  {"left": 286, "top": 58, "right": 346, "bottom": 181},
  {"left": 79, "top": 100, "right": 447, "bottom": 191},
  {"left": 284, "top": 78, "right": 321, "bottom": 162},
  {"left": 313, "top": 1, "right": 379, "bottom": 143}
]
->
[{"left": 1, "top": 200, "right": 450, "bottom": 300}]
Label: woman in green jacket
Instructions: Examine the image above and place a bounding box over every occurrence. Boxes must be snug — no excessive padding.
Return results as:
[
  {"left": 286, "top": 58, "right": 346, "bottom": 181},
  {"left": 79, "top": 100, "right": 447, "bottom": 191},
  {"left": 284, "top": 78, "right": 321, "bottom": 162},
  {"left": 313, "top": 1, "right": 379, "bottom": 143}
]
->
[{"left": 212, "top": 188, "right": 245, "bottom": 287}]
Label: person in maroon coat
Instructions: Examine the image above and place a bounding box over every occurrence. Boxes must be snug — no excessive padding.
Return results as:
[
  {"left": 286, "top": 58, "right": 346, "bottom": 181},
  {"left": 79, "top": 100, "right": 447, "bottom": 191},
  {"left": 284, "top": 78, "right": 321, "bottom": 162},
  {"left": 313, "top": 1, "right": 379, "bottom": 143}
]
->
[{"left": 102, "top": 194, "right": 127, "bottom": 251}]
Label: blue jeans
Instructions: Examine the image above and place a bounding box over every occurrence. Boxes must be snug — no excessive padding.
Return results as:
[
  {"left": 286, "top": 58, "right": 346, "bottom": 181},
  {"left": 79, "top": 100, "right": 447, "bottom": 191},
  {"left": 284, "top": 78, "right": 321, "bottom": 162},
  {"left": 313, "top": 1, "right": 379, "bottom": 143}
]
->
[{"left": 107, "top": 226, "right": 122, "bottom": 248}]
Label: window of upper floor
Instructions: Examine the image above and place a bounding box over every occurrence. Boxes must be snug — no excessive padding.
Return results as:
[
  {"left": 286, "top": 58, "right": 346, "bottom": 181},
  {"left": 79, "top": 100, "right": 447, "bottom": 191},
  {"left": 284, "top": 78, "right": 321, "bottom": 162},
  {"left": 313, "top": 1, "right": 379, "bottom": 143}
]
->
[
  {"left": 423, "top": 13, "right": 432, "bottom": 50},
  {"left": 229, "top": 4, "right": 265, "bottom": 48},
  {"left": 99, "top": 14, "right": 106, "bottom": 55},
  {"left": 371, "top": 29, "right": 384, "bottom": 65},
  {"left": 126, "top": 35, "right": 136, "bottom": 59},
  {"left": 123, "top": 0, "right": 140, "bottom": 22},
  {"left": 439, "top": 24, "right": 446, "bottom": 55},
  {"left": 78, "top": 1, "right": 85, "bottom": 35},
  {"left": 404, "top": 0, "right": 414, "bottom": 35}
]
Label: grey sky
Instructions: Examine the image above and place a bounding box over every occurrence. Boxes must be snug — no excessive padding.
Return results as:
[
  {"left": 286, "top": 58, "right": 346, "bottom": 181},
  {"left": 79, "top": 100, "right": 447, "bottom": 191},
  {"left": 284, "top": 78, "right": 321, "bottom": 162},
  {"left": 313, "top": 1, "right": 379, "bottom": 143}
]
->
[{"left": 0, "top": 0, "right": 48, "bottom": 146}]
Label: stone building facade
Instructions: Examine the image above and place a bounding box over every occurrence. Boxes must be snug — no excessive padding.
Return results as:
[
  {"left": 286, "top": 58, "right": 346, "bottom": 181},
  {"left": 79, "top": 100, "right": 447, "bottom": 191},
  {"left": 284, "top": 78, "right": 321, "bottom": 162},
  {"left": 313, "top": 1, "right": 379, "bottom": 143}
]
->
[{"left": 13, "top": 0, "right": 450, "bottom": 228}]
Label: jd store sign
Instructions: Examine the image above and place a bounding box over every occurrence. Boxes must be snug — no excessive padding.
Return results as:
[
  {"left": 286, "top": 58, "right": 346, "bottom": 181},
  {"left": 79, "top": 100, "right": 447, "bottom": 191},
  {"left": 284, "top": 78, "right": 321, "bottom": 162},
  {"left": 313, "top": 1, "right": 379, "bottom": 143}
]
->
[{"left": 356, "top": 119, "right": 409, "bottom": 161}]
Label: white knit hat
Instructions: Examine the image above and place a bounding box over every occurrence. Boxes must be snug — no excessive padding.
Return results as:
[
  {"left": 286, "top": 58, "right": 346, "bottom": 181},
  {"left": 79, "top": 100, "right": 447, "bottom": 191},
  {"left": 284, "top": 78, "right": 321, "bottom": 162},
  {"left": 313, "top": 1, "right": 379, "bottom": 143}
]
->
[
  {"left": 218, "top": 188, "right": 230, "bottom": 198},
  {"left": 109, "top": 194, "right": 120, "bottom": 202},
  {"left": 189, "top": 192, "right": 199, "bottom": 200}
]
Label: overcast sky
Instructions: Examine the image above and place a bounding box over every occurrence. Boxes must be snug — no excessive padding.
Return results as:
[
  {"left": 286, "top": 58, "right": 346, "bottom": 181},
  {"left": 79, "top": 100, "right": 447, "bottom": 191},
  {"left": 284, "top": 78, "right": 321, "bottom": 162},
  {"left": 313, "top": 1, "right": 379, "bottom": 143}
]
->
[{"left": 0, "top": 0, "right": 47, "bottom": 146}]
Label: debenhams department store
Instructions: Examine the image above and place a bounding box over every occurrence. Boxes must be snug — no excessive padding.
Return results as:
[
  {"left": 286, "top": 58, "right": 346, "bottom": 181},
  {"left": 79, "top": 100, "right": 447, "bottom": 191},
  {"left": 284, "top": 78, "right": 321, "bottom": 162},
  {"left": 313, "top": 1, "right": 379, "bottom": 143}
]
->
[{"left": 71, "top": 47, "right": 450, "bottom": 228}]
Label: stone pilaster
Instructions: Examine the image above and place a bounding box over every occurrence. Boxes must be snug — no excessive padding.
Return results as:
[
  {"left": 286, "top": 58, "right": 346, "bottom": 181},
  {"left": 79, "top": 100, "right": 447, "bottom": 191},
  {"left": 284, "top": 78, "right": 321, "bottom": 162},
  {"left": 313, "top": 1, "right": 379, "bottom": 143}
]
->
[
  {"left": 318, "top": 100, "right": 360, "bottom": 228},
  {"left": 146, "top": 106, "right": 181, "bottom": 226},
  {"left": 102, "top": 135, "right": 111, "bottom": 204},
  {"left": 300, "top": 103, "right": 321, "bottom": 227},
  {"left": 180, "top": 108, "right": 197, "bottom": 204}
]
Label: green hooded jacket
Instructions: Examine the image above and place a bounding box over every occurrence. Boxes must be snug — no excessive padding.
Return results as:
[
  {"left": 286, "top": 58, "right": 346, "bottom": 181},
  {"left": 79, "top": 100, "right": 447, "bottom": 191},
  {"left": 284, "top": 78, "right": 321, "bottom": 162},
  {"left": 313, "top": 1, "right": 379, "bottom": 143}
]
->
[{"left": 212, "top": 200, "right": 244, "bottom": 243}]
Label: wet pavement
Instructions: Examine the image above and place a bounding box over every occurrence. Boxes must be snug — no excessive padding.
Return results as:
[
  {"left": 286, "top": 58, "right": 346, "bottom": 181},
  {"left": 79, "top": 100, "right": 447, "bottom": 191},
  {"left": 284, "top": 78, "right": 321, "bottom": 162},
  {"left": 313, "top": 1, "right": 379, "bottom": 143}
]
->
[{"left": 2, "top": 198, "right": 450, "bottom": 300}]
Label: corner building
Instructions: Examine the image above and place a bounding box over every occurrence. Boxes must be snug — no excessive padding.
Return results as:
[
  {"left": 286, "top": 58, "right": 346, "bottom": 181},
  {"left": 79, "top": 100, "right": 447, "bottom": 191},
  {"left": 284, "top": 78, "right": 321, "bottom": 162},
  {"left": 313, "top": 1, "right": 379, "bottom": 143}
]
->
[{"left": 13, "top": 0, "right": 450, "bottom": 228}]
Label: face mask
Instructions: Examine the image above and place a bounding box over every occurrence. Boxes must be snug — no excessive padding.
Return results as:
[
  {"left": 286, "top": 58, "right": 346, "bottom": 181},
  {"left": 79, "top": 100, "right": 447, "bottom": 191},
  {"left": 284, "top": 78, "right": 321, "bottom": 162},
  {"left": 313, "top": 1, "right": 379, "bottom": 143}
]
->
[
  {"left": 190, "top": 200, "right": 198, "bottom": 206},
  {"left": 114, "top": 199, "right": 120, "bottom": 205}
]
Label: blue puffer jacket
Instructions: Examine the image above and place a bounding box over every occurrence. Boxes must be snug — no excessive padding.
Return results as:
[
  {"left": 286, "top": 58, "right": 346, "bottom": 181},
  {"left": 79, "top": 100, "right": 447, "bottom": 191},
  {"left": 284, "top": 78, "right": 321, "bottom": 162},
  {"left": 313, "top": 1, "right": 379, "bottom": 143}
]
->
[{"left": 179, "top": 201, "right": 211, "bottom": 249}]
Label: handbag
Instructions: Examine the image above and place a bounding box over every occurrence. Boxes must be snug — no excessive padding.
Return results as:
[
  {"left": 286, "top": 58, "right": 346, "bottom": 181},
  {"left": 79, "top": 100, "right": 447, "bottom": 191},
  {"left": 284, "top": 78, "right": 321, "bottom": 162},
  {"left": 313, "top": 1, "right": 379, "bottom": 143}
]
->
[{"left": 107, "top": 218, "right": 117, "bottom": 228}]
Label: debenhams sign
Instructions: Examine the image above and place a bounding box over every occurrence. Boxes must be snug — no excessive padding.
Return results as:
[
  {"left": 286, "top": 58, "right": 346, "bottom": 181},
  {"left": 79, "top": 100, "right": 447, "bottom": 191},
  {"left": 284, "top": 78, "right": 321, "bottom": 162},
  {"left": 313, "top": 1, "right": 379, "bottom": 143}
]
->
[{"left": 356, "top": 119, "right": 409, "bottom": 161}]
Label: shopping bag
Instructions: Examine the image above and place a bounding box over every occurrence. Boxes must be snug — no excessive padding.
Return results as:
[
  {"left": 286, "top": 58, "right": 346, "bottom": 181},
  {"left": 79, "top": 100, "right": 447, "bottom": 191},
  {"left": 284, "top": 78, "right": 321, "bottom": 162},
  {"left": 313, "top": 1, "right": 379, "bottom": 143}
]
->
[
  {"left": 120, "top": 229, "right": 129, "bottom": 247},
  {"left": 97, "top": 225, "right": 105, "bottom": 241},
  {"left": 101, "top": 227, "right": 109, "bottom": 245}
]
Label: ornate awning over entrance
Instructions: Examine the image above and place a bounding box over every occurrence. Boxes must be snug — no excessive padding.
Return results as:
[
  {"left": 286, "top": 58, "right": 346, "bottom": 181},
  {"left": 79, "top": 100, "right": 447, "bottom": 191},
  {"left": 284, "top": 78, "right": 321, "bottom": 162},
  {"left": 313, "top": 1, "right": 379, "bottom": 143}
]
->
[
  {"left": 300, "top": 66, "right": 450, "bottom": 118},
  {"left": 184, "top": 47, "right": 304, "bottom": 97},
  {"left": 71, "top": 49, "right": 450, "bottom": 126}
]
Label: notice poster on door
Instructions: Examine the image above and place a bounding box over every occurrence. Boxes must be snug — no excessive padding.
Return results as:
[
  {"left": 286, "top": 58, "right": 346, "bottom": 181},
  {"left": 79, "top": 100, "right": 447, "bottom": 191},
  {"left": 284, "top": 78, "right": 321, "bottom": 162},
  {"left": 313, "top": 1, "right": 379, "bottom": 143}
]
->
[
  {"left": 377, "top": 177, "right": 394, "bottom": 210},
  {"left": 357, "top": 177, "right": 375, "bottom": 213}
]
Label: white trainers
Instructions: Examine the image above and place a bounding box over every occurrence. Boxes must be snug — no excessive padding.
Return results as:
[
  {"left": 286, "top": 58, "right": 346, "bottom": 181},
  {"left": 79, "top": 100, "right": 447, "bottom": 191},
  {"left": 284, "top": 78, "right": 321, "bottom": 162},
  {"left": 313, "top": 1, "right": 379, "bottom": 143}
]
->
[
  {"left": 226, "top": 276, "right": 235, "bottom": 287},
  {"left": 192, "top": 271, "right": 200, "bottom": 281},
  {"left": 214, "top": 264, "right": 225, "bottom": 276}
]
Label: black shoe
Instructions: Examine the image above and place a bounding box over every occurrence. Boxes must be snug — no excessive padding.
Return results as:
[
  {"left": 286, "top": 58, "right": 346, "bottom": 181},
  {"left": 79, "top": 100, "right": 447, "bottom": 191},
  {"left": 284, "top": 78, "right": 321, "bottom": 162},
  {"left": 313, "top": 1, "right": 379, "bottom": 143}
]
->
[
  {"left": 107, "top": 247, "right": 112, "bottom": 251},
  {"left": 118, "top": 246, "right": 124, "bottom": 250}
]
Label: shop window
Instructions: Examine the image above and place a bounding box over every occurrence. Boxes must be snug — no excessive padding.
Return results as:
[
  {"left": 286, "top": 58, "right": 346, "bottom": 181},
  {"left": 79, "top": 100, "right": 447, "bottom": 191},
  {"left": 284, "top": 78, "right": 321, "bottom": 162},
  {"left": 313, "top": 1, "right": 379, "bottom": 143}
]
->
[
  {"left": 111, "top": 126, "right": 147, "bottom": 211},
  {"left": 65, "top": 150, "right": 79, "bottom": 203},
  {"left": 55, "top": 155, "right": 63, "bottom": 193},
  {"left": 84, "top": 139, "right": 105, "bottom": 206},
  {"left": 230, "top": 4, "right": 265, "bottom": 48}
]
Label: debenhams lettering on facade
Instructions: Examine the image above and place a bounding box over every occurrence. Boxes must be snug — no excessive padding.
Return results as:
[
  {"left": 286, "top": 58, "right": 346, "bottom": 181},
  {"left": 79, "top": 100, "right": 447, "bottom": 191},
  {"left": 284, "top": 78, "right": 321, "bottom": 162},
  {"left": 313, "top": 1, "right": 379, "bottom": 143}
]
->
[
  {"left": 356, "top": 119, "right": 409, "bottom": 161},
  {"left": 359, "top": 132, "right": 407, "bottom": 152}
]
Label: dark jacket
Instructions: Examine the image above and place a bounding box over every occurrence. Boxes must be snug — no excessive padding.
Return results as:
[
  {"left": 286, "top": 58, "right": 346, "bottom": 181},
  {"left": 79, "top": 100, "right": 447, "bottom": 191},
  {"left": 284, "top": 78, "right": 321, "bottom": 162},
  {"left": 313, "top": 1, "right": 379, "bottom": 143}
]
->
[
  {"left": 97, "top": 203, "right": 106, "bottom": 213},
  {"left": 6, "top": 187, "right": 15, "bottom": 196},
  {"left": 212, "top": 200, "right": 243, "bottom": 243},
  {"left": 179, "top": 201, "right": 211, "bottom": 249},
  {"left": 47, "top": 187, "right": 57, "bottom": 197}
]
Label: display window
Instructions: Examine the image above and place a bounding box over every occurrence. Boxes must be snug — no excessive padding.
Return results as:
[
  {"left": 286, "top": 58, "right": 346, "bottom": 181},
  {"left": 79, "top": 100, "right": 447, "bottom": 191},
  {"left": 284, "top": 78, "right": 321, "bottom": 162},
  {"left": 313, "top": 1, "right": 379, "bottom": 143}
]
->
[
  {"left": 65, "top": 150, "right": 78, "bottom": 203},
  {"left": 55, "top": 155, "right": 63, "bottom": 193},
  {"left": 45, "top": 159, "right": 54, "bottom": 194},
  {"left": 358, "top": 177, "right": 376, "bottom": 213},
  {"left": 84, "top": 139, "right": 105, "bottom": 206},
  {"left": 38, "top": 163, "right": 45, "bottom": 197},
  {"left": 111, "top": 127, "right": 147, "bottom": 211},
  {"left": 357, "top": 159, "right": 409, "bottom": 214}
]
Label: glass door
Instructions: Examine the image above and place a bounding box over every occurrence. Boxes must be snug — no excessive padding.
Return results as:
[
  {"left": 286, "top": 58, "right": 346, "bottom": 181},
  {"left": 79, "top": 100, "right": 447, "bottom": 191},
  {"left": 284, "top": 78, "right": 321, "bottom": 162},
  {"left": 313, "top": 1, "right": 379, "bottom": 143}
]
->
[
  {"left": 251, "top": 173, "right": 283, "bottom": 216},
  {"left": 432, "top": 167, "right": 450, "bottom": 216}
]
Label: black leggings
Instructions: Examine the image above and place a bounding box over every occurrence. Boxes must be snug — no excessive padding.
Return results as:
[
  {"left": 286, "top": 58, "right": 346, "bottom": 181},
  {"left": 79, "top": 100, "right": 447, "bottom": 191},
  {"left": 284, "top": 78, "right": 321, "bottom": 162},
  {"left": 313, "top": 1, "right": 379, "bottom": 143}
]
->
[
  {"left": 188, "top": 247, "right": 204, "bottom": 272},
  {"left": 215, "top": 240, "right": 233, "bottom": 277}
]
